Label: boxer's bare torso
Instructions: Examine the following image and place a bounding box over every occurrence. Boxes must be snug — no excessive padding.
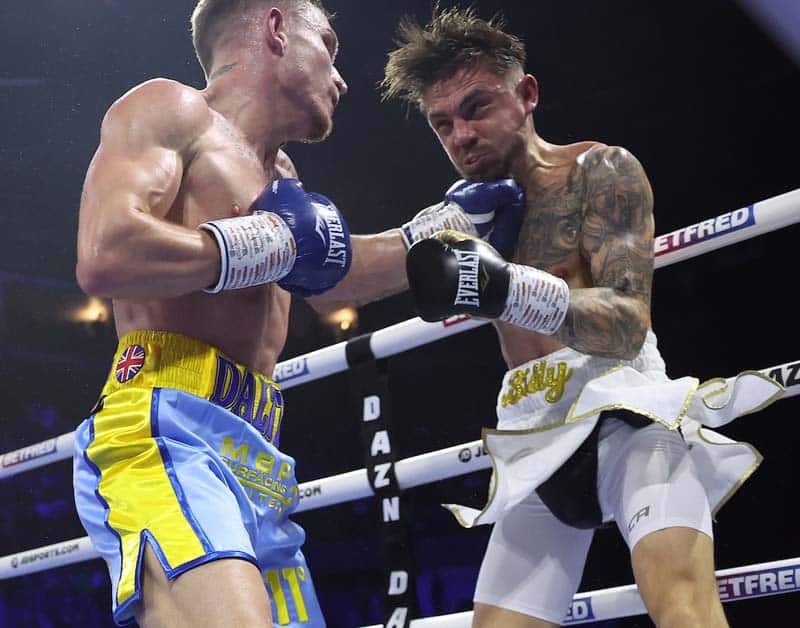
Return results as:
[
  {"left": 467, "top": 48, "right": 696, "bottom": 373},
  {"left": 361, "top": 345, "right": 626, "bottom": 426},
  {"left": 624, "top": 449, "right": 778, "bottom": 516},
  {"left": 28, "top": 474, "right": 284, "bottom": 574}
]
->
[
  {"left": 495, "top": 142, "right": 655, "bottom": 368},
  {"left": 420, "top": 64, "right": 655, "bottom": 369},
  {"left": 79, "top": 79, "right": 296, "bottom": 374}
]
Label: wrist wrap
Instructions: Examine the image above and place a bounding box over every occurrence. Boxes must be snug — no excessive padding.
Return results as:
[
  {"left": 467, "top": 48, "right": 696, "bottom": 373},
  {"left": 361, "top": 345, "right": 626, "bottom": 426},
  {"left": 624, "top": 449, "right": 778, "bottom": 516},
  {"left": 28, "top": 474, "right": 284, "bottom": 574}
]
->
[
  {"left": 199, "top": 212, "right": 296, "bottom": 293},
  {"left": 500, "top": 263, "right": 570, "bottom": 335},
  {"left": 400, "top": 202, "right": 477, "bottom": 249}
]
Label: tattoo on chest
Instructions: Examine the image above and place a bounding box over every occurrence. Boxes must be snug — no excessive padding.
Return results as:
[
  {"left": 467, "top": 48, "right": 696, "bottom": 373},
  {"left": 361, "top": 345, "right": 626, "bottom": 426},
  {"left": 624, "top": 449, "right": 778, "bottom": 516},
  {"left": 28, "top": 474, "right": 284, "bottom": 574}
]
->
[{"left": 515, "top": 172, "right": 584, "bottom": 269}]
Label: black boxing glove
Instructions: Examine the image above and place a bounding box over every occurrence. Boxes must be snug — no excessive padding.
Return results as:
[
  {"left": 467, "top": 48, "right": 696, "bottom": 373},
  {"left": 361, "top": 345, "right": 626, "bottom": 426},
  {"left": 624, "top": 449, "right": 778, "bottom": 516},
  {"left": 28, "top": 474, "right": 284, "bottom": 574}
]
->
[{"left": 406, "top": 231, "right": 570, "bottom": 335}]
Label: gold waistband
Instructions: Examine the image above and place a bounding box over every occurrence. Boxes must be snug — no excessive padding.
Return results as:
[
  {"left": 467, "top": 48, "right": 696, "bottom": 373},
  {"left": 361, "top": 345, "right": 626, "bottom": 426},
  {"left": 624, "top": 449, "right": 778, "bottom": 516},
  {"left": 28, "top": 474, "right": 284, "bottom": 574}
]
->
[{"left": 101, "top": 330, "right": 284, "bottom": 444}]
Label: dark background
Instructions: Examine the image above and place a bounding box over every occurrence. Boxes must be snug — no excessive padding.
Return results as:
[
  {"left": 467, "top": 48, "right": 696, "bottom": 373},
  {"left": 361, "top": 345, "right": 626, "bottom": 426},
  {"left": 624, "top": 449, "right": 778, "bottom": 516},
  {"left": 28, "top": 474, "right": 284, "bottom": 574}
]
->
[{"left": 1, "top": 0, "right": 798, "bottom": 626}]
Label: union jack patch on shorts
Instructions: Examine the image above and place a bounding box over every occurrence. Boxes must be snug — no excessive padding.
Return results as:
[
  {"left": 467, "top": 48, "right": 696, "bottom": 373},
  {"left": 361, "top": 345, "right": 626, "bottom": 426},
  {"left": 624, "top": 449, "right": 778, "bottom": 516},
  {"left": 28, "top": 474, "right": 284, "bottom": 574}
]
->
[{"left": 115, "top": 344, "right": 146, "bottom": 383}]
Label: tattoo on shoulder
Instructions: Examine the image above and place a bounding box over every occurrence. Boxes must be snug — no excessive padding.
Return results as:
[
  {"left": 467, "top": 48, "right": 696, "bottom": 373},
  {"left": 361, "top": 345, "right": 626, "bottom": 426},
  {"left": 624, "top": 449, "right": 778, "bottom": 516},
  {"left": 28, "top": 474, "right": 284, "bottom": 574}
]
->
[
  {"left": 555, "top": 146, "right": 655, "bottom": 357},
  {"left": 581, "top": 146, "right": 654, "bottom": 293}
]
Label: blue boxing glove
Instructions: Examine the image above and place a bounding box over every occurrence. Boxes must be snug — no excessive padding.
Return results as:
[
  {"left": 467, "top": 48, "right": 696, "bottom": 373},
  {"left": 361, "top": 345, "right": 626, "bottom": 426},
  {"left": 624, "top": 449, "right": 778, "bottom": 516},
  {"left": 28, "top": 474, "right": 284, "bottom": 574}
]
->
[
  {"left": 254, "top": 179, "right": 351, "bottom": 297},
  {"left": 400, "top": 178, "right": 525, "bottom": 257},
  {"left": 199, "top": 179, "right": 351, "bottom": 295},
  {"left": 444, "top": 179, "right": 525, "bottom": 256}
]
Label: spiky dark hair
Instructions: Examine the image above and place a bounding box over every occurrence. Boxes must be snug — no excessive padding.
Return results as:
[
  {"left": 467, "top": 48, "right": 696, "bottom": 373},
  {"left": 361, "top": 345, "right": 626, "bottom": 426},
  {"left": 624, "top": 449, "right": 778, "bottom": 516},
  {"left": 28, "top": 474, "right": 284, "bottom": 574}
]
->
[{"left": 381, "top": 4, "right": 526, "bottom": 106}]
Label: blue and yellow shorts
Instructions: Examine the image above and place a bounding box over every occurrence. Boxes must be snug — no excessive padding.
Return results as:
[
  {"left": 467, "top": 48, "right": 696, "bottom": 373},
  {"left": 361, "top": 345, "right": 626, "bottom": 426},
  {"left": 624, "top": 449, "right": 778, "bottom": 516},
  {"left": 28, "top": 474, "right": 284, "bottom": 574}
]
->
[{"left": 73, "top": 330, "right": 324, "bottom": 626}]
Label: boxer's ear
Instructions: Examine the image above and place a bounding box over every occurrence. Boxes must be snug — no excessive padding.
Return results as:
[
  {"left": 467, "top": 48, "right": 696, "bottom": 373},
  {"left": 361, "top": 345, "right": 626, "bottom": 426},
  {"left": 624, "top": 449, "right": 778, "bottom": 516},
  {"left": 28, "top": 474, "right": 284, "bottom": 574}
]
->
[
  {"left": 264, "top": 8, "right": 287, "bottom": 56},
  {"left": 516, "top": 74, "right": 539, "bottom": 114}
]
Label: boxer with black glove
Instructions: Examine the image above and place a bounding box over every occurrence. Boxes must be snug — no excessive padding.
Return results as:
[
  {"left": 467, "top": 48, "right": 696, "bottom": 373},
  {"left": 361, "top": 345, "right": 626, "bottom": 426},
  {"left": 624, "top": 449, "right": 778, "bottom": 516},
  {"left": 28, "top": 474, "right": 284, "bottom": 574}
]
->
[{"left": 406, "top": 231, "right": 569, "bottom": 335}]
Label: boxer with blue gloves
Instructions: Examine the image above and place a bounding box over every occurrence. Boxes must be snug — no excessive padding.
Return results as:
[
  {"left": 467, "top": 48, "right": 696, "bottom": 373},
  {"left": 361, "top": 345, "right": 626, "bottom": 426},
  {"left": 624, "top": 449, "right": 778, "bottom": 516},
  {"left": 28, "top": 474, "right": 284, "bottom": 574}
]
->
[{"left": 73, "top": 2, "right": 530, "bottom": 625}]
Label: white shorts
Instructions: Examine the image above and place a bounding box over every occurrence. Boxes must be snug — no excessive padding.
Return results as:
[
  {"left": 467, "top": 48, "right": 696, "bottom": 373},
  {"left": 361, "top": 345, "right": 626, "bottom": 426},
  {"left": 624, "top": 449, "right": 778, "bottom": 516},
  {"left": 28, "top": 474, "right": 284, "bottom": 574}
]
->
[{"left": 473, "top": 417, "right": 713, "bottom": 624}]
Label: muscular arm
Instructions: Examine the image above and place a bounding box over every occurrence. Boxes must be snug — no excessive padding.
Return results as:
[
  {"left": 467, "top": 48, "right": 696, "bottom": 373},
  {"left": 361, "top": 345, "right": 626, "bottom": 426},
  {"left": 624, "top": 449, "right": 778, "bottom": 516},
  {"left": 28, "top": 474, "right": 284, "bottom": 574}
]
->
[
  {"left": 553, "top": 146, "right": 654, "bottom": 359},
  {"left": 273, "top": 150, "right": 409, "bottom": 310},
  {"left": 76, "top": 79, "right": 220, "bottom": 299},
  {"left": 308, "top": 229, "right": 409, "bottom": 309}
]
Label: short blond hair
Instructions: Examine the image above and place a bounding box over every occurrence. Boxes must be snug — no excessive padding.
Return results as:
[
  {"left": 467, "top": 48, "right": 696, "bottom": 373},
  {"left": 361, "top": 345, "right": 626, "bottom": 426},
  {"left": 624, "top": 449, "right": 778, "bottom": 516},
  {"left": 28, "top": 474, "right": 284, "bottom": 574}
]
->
[
  {"left": 381, "top": 5, "right": 526, "bottom": 107},
  {"left": 191, "top": 0, "right": 328, "bottom": 77}
]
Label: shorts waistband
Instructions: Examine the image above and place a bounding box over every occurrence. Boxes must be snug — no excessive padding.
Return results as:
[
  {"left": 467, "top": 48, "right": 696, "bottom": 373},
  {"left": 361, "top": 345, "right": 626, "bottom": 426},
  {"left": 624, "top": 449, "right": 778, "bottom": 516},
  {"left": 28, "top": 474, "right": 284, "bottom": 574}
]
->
[
  {"left": 101, "top": 330, "right": 284, "bottom": 445},
  {"left": 496, "top": 331, "right": 665, "bottom": 424}
]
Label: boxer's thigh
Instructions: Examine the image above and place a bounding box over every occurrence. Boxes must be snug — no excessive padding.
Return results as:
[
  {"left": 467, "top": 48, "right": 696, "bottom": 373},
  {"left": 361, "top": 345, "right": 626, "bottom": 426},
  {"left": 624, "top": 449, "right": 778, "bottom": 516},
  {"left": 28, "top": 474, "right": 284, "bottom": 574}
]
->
[
  {"left": 598, "top": 420, "right": 712, "bottom": 550},
  {"left": 599, "top": 420, "right": 720, "bottom": 623},
  {"left": 473, "top": 491, "right": 594, "bottom": 626},
  {"left": 137, "top": 546, "right": 273, "bottom": 628}
]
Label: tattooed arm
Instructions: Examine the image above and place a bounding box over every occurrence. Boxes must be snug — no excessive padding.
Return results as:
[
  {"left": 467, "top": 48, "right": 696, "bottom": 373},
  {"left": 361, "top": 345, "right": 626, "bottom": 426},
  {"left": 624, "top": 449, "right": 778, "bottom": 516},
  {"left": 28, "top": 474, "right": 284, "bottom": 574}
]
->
[{"left": 553, "top": 146, "right": 654, "bottom": 359}]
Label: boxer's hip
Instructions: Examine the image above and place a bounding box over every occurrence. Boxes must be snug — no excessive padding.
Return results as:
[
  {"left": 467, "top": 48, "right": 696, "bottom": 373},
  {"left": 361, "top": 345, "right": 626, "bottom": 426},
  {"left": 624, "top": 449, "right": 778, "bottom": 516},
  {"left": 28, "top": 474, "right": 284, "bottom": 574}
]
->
[
  {"left": 72, "top": 331, "right": 309, "bottom": 624},
  {"left": 446, "top": 331, "right": 780, "bottom": 529},
  {"left": 495, "top": 330, "right": 669, "bottom": 431},
  {"left": 97, "top": 329, "right": 285, "bottom": 445}
]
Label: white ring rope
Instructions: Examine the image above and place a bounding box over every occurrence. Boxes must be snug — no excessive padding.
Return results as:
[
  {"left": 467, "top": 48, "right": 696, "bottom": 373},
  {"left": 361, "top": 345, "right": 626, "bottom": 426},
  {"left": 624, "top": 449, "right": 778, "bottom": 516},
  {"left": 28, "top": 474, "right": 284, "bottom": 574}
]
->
[
  {"left": 1, "top": 187, "right": 798, "bottom": 622},
  {"left": 359, "top": 557, "right": 800, "bottom": 627},
  {"left": 652, "top": 187, "right": 799, "bottom": 268},
  {"left": 3, "top": 187, "right": 798, "bottom": 481},
  {"left": 1, "top": 359, "right": 797, "bottom": 580},
  {"left": 0, "top": 190, "right": 798, "bottom": 561},
  {"left": 267, "top": 186, "right": 800, "bottom": 389}
]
